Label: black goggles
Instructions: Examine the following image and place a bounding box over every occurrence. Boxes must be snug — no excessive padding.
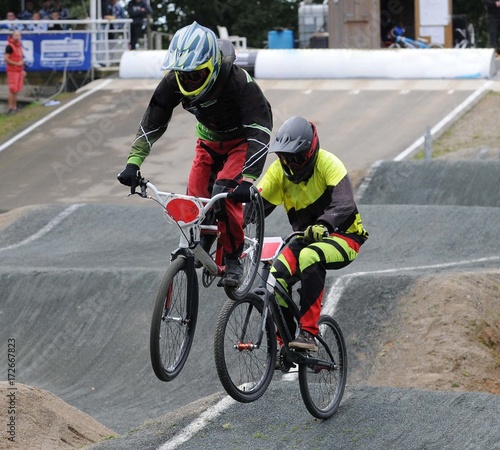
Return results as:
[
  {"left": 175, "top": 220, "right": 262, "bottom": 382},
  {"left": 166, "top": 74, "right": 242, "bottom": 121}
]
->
[
  {"left": 176, "top": 68, "right": 209, "bottom": 89},
  {"left": 277, "top": 152, "right": 308, "bottom": 167}
]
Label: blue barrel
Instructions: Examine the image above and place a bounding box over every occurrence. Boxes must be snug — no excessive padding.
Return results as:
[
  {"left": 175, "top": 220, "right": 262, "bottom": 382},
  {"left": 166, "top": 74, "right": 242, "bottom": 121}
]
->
[{"left": 268, "top": 30, "right": 294, "bottom": 49}]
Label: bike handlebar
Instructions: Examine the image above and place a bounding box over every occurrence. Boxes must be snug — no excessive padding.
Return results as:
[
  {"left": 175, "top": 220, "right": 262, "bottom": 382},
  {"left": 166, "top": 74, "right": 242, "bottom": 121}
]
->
[
  {"left": 284, "top": 231, "right": 304, "bottom": 245},
  {"left": 132, "top": 173, "right": 259, "bottom": 206},
  {"left": 129, "top": 173, "right": 228, "bottom": 211}
]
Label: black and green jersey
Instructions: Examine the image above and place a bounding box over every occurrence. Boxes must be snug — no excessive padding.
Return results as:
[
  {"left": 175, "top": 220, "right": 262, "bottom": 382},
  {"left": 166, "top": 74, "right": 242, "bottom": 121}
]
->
[
  {"left": 257, "top": 149, "right": 368, "bottom": 242},
  {"left": 127, "top": 62, "right": 273, "bottom": 180}
]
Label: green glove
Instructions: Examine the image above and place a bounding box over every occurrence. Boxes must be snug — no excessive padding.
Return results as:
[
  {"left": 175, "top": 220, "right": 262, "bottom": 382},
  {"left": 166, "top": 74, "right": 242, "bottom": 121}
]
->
[{"left": 304, "top": 224, "right": 328, "bottom": 242}]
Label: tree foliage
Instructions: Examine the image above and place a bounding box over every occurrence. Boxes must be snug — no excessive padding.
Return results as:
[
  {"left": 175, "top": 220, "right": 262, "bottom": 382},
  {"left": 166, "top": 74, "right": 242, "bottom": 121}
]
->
[{"left": 151, "top": 0, "right": 303, "bottom": 48}]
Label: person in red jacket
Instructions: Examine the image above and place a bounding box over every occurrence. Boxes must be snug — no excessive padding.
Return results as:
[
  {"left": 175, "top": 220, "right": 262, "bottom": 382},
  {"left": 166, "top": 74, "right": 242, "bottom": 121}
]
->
[{"left": 4, "top": 30, "right": 26, "bottom": 114}]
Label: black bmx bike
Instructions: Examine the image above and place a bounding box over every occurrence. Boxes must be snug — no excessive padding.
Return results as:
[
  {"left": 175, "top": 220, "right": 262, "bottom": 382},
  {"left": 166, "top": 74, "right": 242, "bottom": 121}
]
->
[
  {"left": 213, "top": 232, "right": 348, "bottom": 419},
  {"left": 130, "top": 176, "right": 265, "bottom": 382}
]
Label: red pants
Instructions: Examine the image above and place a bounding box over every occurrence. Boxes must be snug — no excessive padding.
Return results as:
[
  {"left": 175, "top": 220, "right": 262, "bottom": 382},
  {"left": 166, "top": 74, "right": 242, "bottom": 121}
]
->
[
  {"left": 7, "top": 70, "right": 24, "bottom": 94},
  {"left": 187, "top": 138, "right": 247, "bottom": 256}
]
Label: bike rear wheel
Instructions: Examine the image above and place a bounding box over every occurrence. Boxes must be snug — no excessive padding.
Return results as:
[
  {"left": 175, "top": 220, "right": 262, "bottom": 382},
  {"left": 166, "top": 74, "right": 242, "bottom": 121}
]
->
[
  {"left": 298, "top": 315, "right": 347, "bottom": 419},
  {"left": 214, "top": 293, "right": 276, "bottom": 403},
  {"left": 225, "top": 189, "right": 265, "bottom": 301},
  {"left": 150, "top": 256, "right": 199, "bottom": 382}
]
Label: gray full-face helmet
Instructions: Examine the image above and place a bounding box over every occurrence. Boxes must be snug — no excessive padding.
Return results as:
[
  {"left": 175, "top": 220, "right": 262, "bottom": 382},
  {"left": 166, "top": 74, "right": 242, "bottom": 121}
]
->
[{"left": 270, "top": 116, "right": 320, "bottom": 184}]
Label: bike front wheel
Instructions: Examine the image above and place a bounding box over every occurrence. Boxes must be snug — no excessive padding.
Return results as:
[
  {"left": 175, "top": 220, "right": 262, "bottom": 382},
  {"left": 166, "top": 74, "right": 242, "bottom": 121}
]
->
[
  {"left": 225, "top": 189, "right": 265, "bottom": 301},
  {"left": 214, "top": 293, "right": 276, "bottom": 403},
  {"left": 150, "top": 256, "right": 199, "bottom": 382},
  {"left": 298, "top": 315, "right": 347, "bottom": 419}
]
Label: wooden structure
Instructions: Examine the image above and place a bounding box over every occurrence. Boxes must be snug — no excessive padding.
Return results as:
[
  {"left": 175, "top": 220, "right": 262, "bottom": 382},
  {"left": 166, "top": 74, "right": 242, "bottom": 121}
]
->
[
  {"left": 327, "top": 0, "right": 453, "bottom": 49},
  {"left": 328, "top": 0, "right": 381, "bottom": 49}
]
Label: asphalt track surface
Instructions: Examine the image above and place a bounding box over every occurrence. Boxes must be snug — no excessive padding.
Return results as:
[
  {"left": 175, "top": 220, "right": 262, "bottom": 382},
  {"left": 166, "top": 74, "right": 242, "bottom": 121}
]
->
[{"left": 1, "top": 76, "right": 500, "bottom": 449}]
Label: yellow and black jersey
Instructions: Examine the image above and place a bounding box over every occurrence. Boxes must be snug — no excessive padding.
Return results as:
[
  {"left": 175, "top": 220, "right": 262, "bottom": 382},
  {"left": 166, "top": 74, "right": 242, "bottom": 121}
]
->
[{"left": 257, "top": 149, "right": 368, "bottom": 243}]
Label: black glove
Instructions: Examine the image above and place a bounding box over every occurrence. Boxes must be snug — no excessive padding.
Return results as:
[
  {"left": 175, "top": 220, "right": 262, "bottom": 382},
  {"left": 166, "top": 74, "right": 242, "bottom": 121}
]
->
[
  {"left": 229, "top": 181, "right": 253, "bottom": 203},
  {"left": 304, "top": 223, "right": 328, "bottom": 242},
  {"left": 117, "top": 163, "right": 140, "bottom": 190}
]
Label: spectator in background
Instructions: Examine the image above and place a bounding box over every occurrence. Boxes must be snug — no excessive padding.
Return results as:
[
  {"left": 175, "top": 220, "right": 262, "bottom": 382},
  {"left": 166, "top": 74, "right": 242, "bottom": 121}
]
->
[
  {"left": 47, "top": 10, "right": 63, "bottom": 30},
  {"left": 1, "top": 11, "right": 25, "bottom": 31},
  {"left": 18, "top": 1, "right": 36, "bottom": 20},
  {"left": 484, "top": 0, "right": 500, "bottom": 54},
  {"left": 103, "top": 0, "right": 126, "bottom": 20},
  {"left": 27, "top": 11, "right": 48, "bottom": 31},
  {"left": 53, "top": 0, "right": 70, "bottom": 20},
  {"left": 103, "top": 0, "right": 127, "bottom": 38},
  {"left": 127, "top": 0, "right": 152, "bottom": 50},
  {"left": 39, "top": 0, "right": 55, "bottom": 19},
  {"left": 4, "top": 30, "right": 27, "bottom": 114}
]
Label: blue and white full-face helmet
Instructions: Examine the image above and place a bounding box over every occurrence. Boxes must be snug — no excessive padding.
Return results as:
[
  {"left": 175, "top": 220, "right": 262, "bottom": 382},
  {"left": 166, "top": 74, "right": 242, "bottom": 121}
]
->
[{"left": 162, "top": 21, "right": 221, "bottom": 100}]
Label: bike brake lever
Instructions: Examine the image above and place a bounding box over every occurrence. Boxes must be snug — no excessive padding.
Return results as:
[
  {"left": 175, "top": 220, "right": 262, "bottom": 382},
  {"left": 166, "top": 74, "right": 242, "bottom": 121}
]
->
[{"left": 127, "top": 174, "right": 149, "bottom": 198}]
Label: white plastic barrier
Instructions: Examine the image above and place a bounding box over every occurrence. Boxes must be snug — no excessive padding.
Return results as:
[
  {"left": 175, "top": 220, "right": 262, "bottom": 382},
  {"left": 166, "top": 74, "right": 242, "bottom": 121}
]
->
[
  {"left": 118, "top": 49, "right": 252, "bottom": 79},
  {"left": 254, "top": 48, "right": 496, "bottom": 79},
  {"left": 119, "top": 48, "right": 496, "bottom": 79},
  {"left": 119, "top": 50, "right": 166, "bottom": 79}
]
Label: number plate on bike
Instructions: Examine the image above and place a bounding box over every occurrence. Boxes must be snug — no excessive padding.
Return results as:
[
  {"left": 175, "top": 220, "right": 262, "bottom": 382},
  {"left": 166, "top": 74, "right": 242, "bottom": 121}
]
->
[
  {"left": 165, "top": 198, "right": 202, "bottom": 226},
  {"left": 261, "top": 237, "right": 284, "bottom": 261}
]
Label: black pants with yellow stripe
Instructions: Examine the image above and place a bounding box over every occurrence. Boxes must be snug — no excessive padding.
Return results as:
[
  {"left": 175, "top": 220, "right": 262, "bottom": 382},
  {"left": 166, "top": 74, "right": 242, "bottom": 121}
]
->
[{"left": 271, "top": 233, "right": 361, "bottom": 337}]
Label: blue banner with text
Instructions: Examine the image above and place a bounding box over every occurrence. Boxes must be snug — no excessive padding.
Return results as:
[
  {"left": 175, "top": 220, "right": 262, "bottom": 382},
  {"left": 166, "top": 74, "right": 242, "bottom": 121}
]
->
[{"left": 0, "top": 33, "right": 91, "bottom": 72}]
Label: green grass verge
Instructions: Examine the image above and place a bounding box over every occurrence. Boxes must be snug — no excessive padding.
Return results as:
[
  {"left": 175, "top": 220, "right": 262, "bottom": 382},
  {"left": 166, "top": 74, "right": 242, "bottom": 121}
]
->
[{"left": 0, "top": 93, "right": 77, "bottom": 141}]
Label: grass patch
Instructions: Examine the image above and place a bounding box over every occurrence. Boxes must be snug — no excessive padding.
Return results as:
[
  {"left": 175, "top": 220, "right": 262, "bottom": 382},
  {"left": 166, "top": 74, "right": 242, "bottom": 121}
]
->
[{"left": 0, "top": 93, "right": 76, "bottom": 140}]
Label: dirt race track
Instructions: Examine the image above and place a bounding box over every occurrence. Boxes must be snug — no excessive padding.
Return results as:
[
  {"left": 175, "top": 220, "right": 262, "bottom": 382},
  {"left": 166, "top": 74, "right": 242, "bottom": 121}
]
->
[{"left": 0, "top": 77, "right": 500, "bottom": 449}]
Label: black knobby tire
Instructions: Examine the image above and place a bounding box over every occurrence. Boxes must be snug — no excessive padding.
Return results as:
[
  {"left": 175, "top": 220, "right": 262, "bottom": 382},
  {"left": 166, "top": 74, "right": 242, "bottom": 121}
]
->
[
  {"left": 150, "top": 256, "right": 199, "bottom": 382},
  {"left": 224, "top": 189, "right": 265, "bottom": 301},
  {"left": 298, "top": 315, "right": 347, "bottom": 419},
  {"left": 214, "top": 293, "right": 276, "bottom": 403}
]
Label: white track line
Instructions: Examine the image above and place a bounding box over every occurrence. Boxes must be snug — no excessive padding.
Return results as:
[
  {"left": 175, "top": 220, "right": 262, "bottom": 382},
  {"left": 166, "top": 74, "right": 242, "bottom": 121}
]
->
[
  {"left": 393, "top": 80, "right": 493, "bottom": 161},
  {"left": 322, "top": 255, "right": 500, "bottom": 317},
  {"left": 0, "top": 78, "right": 113, "bottom": 154},
  {"left": 157, "top": 396, "right": 236, "bottom": 450},
  {"left": 0, "top": 204, "right": 84, "bottom": 252}
]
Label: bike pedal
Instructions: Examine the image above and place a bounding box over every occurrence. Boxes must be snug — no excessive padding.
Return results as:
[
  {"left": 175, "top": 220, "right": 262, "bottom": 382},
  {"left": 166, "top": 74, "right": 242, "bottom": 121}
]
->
[{"left": 202, "top": 269, "right": 216, "bottom": 288}]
